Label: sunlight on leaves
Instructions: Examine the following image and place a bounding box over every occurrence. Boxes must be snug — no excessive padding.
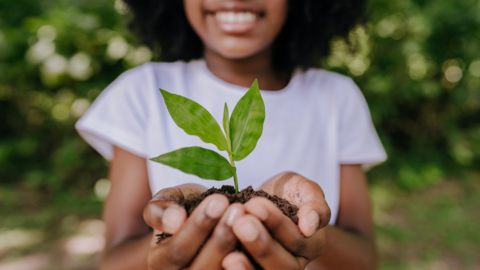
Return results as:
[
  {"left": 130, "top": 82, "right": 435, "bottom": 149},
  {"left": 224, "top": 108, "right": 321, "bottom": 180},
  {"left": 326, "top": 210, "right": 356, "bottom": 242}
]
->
[
  {"left": 94, "top": 179, "right": 111, "bottom": 201},
  {"left": 107, "top": 36, "right": 129, "bottom": 60},
  {"left": 326, "top": 27, "right": 371, "bottom": 76},
  {"left": 0, "top": 229, "right": 43, "bottom": 252}
]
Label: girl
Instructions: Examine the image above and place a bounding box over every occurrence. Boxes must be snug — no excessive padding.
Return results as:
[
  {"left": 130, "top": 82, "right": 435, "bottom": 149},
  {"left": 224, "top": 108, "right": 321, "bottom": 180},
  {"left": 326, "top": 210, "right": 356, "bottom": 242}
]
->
[{"left": 76, "top": 0, "right": 387, "bottom": 269}]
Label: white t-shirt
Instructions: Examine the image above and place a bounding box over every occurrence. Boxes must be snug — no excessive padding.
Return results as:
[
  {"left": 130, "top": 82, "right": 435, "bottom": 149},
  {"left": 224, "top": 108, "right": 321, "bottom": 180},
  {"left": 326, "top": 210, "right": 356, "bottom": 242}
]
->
[{"left": 76, "top": 60, "right": 387, "bottom": 225}]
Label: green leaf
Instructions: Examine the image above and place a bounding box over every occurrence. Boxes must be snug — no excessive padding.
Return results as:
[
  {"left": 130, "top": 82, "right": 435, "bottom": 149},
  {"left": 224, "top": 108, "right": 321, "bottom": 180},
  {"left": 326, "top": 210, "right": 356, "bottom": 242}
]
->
[
  {"left": 150, "top": 147, "right": 236, "bottom": 180},
  {"left": 230, "top": 79, "right": 265, "bottom": 161},
  {"left": 160, "top": 89, "right": 228, "bottom": 151},
  {"left": 223, "top": 103, "right": 231, "bottom": 152}
]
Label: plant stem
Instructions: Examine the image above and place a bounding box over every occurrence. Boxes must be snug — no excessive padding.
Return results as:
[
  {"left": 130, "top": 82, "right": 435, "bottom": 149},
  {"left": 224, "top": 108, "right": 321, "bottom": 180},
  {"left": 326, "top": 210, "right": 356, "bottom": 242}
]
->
[{"left": 228, "top": 153, "right": 239, "bottom": 194}]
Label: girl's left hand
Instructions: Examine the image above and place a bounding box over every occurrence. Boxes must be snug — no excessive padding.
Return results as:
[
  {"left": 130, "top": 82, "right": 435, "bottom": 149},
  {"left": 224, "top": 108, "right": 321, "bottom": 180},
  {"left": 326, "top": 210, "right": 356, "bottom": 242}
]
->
[{"left": 222, "top": 172, "right": 331, "bottom": 270}]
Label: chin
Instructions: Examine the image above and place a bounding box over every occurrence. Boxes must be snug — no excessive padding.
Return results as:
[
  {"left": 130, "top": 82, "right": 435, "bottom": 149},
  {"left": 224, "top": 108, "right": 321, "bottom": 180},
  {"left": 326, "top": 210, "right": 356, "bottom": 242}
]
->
[
  {"left": 211, "top": 39, "right": 268, "bottom": 60},
  {"left": 216, "top": 49, "right": 258, "bottom": 59}
]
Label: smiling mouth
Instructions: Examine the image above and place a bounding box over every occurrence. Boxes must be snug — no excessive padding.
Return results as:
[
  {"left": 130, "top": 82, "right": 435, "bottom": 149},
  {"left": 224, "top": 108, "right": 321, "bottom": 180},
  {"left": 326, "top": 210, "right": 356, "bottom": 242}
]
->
[
  {"left": 214, "top": 11, "right": 259, "bottom": 23},
  {"left": 208, "top": 11, "right": 262, "bottom": 34}
]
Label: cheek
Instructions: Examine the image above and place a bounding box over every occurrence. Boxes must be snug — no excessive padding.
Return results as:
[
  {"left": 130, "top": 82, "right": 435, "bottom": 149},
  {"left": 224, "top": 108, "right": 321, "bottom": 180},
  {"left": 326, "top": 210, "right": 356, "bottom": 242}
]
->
[
  {"left": 265, "top": 0, "right": 288, "bottom": 34},
  {"left": 184, "top": 0, "right": 206, "bottom": 37}
]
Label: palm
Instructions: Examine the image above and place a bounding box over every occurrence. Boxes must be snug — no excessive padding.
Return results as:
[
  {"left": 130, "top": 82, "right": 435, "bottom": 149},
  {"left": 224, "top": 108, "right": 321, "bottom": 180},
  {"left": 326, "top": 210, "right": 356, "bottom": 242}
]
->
[{"left": 259, "top": 172, "right": 325, "bottom": 208}]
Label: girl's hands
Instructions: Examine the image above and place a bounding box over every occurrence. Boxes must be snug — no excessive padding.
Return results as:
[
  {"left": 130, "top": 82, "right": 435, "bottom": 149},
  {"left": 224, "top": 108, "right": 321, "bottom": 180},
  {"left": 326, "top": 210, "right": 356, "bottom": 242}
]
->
[
  {"left": 143, "top": 173, "right": 330, "bottom": 270},
  {"left": 222, "top": 172, "right": 331, "bottom": 270},
  {"left": 143, "top": 184, "right": 245, "bottom": 270}
]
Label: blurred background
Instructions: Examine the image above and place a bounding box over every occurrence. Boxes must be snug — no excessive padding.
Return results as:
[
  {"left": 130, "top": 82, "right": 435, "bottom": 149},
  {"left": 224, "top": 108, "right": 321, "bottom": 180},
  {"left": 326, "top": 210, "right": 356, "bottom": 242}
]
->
[{"left": 0, "top": 0, "right": 479, "bottom": 269}]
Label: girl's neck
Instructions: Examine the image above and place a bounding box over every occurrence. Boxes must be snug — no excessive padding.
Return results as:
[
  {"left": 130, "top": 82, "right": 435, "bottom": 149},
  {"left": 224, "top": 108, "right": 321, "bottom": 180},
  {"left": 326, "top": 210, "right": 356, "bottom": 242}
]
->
[{"left": 204, "top": 48, "right": 291, "bottom": 91}]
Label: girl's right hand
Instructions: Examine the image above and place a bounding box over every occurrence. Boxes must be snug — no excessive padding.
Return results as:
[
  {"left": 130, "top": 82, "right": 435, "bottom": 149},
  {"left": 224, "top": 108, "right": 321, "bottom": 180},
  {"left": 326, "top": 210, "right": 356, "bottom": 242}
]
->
[{"left": 143, "top": 184, "right": 245, "bottom": 270}]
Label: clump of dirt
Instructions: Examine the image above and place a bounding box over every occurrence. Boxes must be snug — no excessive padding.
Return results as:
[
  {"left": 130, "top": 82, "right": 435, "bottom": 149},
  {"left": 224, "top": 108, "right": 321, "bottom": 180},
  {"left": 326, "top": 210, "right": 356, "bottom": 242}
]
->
[{"left": 156, "top": 185, "right": 298, "bottom": 270}]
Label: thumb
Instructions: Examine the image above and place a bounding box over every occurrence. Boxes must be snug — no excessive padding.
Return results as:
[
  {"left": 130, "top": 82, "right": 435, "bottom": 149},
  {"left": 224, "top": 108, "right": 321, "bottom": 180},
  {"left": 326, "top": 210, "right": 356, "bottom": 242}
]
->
[{"left": 297, "top": 201, "right": 331, "bottom": 237}]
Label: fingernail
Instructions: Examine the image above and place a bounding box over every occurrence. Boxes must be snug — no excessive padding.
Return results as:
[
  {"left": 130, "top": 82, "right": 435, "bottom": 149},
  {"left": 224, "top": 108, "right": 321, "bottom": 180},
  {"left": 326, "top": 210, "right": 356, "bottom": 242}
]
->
[
  {"left": 206, "top": 199, "right": 227, "bottom": 219},
  {"left": 226, "top": 208, "right": 240, "bottom": 227},
  {"left": 162, "top": 206, "right": 183, "bottom": 233},
  {"left": 234, "top": 220, "right": 259, "bottom": 242},
  {"left": 226, "top": 263, "right": 246, "bottom": 270},
  {"left": 307, "top": 210, "right": 320, "bottom": 237}
]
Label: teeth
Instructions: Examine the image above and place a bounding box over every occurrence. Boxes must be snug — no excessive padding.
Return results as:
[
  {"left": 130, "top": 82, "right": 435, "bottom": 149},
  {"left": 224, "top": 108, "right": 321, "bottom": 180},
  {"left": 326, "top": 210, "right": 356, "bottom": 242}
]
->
[{"left": 215, "top": 12, "right": 258, "bottom": 23}]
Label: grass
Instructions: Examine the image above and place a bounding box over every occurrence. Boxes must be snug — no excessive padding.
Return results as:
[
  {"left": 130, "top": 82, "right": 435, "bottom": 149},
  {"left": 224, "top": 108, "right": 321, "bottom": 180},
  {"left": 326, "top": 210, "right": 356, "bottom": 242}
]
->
[
  {"left": 0, "top": 178, "right": 479, "bottom": 269},
  {"left": 372, "top": 176, "right": 480, "bottom": 270}
]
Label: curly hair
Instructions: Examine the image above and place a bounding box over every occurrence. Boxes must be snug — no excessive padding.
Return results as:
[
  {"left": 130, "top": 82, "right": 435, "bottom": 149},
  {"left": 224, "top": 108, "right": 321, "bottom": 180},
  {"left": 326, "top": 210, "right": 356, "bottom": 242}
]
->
[{"left": 123, "top": 0, "right": 367, "bottom": 71}]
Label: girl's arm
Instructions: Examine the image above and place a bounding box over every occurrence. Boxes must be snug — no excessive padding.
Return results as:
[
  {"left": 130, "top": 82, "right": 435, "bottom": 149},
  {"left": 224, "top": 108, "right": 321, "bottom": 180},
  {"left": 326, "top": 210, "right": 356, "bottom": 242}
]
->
[
  {"left": 100, "top": 146, "right": 152, "bottom": 270},
  {"left": 307, "top": 164, "right": 377, "bottom": 270}
]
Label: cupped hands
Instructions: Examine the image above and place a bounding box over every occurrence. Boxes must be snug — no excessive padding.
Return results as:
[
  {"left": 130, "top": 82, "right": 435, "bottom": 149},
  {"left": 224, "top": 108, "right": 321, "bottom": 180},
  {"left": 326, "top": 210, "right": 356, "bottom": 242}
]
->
[{"left": 143, "top": 172, "right": 330, "bottom": 270}]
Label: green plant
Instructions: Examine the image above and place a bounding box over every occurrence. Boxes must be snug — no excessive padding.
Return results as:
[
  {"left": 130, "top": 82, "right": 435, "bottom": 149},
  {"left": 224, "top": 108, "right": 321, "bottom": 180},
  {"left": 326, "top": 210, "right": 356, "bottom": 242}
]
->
[{"left": 150, "top": 80, "right": 265, "bottom": 194}]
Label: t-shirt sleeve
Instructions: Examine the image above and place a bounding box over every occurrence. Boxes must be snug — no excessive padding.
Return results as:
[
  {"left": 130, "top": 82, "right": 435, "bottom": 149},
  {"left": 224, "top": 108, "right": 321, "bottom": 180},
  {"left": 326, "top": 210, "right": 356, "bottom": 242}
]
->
[
  {"left": 338, "top": 78, "right": 387, "bottom": 170},
  {"left": 75, "top": 66, "right": 151, "bottom": 160}
]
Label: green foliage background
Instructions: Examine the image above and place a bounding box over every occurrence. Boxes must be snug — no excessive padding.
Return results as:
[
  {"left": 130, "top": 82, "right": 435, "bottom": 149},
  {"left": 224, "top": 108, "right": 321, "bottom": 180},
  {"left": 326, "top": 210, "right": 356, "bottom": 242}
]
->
[{"left": 1, "top": 0, "right": 479, "bottom": 197}]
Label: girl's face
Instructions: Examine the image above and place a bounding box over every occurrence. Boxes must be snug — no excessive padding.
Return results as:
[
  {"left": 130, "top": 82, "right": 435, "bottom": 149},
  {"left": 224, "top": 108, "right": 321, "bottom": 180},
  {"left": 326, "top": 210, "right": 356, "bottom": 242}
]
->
[{"left": 184, "top": 0, "right": 288, "bottom": 59}]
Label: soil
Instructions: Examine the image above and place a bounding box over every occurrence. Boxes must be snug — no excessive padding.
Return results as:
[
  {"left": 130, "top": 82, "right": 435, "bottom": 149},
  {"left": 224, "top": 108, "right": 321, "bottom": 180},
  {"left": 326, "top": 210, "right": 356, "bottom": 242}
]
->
[{"left": 156, "top": 185, "right": 298, "bottom": 270}]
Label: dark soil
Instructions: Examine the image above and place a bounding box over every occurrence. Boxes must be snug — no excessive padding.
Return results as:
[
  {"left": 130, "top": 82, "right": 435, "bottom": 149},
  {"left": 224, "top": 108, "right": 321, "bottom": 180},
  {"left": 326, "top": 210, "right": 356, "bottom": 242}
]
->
[{"left": 156, "top": 185, "right": 298, "bottom": 270}]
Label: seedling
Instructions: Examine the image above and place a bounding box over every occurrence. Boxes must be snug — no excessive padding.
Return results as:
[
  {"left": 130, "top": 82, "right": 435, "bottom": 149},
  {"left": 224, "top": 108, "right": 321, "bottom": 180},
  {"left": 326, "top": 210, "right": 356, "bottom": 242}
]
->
[{"left": 150, "top": 80, "right": 265, "bottom": 194}]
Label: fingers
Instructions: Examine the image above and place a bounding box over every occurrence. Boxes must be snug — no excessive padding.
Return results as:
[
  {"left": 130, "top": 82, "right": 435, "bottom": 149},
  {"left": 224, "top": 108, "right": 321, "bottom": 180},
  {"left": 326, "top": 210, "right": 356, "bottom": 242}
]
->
[
  {"left": 143, "top": 184, "right": 207, "bottom": 233},
  {"left": 148, "top": 194, "right": 229, "bottom": 269},
  {"left": 232, "top": 215, "right": 306, "bottom": 270},
  {"left": 189, "top": 204, "right": 245, "bottom": 270},
  {"left": 289, "top": 176, "right": 331, "bottom": 235},
  {"left": 222, "top": 252, "right": 255, "bottom": 270},
  {"left": 244, "top": 197, "right": 327, "bottom": 260},
  {"left": 258, "top": 174, "right": 332, "bottom": 237},
  {"left": 144, "top": 200, "right": 187, "bottom": 234},
  {"left": 297, "top": 200, "right": 330, "bottom": 236}
]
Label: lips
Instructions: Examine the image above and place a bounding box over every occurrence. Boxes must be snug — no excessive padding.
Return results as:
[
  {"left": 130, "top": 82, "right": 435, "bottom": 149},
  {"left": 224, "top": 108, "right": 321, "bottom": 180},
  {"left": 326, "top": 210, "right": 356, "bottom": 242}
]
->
[{"left": 207, "top": 10, "right": 262, "bottom": 34}]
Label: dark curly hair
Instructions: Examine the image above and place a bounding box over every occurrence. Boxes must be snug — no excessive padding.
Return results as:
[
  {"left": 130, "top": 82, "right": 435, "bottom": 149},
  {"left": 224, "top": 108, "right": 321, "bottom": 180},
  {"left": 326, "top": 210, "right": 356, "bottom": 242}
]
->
[{"left": 123, "top": 0, "right": 367, "bottom": 71}]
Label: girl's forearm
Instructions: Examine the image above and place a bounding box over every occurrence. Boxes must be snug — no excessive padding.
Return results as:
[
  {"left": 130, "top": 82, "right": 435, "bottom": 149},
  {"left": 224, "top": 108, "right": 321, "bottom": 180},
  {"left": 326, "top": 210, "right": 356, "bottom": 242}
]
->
[
  {"left": 100, "top": 232, "right": 151, "bottom": 270},
  {"left": 307, "top": 225, "right": 377, "bottom": 270}
]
